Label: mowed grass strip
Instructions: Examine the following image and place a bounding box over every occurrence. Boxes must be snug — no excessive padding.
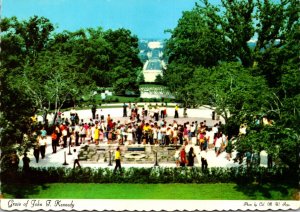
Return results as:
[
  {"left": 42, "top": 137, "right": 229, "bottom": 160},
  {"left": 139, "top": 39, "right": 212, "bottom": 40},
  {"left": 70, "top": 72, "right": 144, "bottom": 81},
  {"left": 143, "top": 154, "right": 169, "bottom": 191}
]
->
[{"left": 7, "top": 183, "right": 297, "bottom": 200}]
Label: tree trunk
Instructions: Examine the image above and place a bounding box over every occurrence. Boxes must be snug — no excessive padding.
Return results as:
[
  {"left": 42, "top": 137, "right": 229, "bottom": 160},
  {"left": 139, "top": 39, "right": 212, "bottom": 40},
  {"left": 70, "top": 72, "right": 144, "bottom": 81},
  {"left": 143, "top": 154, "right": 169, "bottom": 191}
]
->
[
  {"left": 52, "top": 112, "right": 58, "bottom": 125},
  {"left": 42, "top": 108, "right": 48, "bottom": 124}
]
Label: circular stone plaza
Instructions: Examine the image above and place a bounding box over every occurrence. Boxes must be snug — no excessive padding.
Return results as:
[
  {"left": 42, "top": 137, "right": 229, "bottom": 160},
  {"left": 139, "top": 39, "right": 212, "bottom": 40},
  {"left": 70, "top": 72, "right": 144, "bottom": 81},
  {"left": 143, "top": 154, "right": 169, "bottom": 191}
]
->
[{"left": 26, "top": 103, "right": 268, "bottom": 169}]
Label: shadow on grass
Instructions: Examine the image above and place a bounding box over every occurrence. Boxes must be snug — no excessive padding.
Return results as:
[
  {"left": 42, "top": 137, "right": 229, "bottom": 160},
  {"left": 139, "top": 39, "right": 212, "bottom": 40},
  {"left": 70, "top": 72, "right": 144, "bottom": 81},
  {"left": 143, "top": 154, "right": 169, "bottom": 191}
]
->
[
  {"left": 1, "top": 171, "right": 49, "bottom": 198},
  {"left": 2, "top": 183, "right": 49, "bottom": 198},
  {"left": 233, "top": 183, "right": 295, "bottom": 200}
]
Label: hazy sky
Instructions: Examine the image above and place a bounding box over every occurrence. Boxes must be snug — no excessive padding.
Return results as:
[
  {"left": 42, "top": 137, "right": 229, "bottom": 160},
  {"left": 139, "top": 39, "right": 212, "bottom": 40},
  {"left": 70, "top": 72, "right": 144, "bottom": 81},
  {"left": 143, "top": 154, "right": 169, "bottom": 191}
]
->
[{"left": 2, "top": 0, "right": 222, "bottom": 39}]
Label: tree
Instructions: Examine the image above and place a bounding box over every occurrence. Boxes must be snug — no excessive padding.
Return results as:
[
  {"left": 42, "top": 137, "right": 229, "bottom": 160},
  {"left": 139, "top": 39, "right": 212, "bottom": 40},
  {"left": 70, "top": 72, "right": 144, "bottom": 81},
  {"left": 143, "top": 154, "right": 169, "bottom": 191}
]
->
[
  {"left": 137, "top": 72, "right": 145, "bottom": 84},
  {"left": 163, "top": 63, "right": 197, "bottom": 107},
  {"left": 0, "top": 16, "right": 54, "bottom": 66},
  {"left": 154, "top": 74, "right": 164, "bottom": 85},
  {"left": 199, "top": 0, "right": 299, "bottom": 84},
  {"left": 162, "top": 0, "right": 299, "bottom": 169},
  {"left": 111, "top": 66, "right": 139, "bottom": 95},
  {"left": 165, "top": 8, "right": 226, "bottom": 67},
  {"left": 0, "top": 68, "right": 35, "bottom": 171},
  {"left": 193, "top": 63, "right": 271, "bottom": 123},
  {"left": 104, "top": 29, "right": 143, "bottom": 94},
  {"left": 0, "top": 17, "right": 26, "bottom": 70},
  {"left": 50, "top": 28, "right": 112, "bottom": 87},
  {"left": 16, "top": 50, "right": 94, "bottom": 124}
]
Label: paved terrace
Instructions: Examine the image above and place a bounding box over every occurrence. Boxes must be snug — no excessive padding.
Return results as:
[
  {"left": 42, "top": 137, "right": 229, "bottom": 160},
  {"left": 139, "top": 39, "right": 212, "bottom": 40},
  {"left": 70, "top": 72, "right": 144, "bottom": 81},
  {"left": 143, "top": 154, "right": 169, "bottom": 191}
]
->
[
  {"left": 24, "top": 106, "right": 268, "bottom": 170},
  {"left": 25, "top": 140, "right": 243, "bottom": 169},
  {"left": 26, "top": 106, "right": 246, "bottom": 170},
  {"left": 38, "top": 105, "right": 224, "bottom": 127}
]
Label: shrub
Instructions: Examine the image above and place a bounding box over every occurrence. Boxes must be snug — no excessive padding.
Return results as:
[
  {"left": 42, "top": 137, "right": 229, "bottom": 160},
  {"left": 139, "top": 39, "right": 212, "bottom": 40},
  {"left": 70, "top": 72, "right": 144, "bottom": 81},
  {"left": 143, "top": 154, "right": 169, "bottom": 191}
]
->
[{"left": 1, "top": 166, "right": 297, "bottom": 185}]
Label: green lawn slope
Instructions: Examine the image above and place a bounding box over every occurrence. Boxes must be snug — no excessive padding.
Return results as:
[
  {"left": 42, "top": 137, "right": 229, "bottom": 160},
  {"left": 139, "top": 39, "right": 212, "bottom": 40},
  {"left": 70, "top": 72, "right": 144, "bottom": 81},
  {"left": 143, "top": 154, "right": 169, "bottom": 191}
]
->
[{"left": 3, "top": 183, "right": 297, "bottom": 200}]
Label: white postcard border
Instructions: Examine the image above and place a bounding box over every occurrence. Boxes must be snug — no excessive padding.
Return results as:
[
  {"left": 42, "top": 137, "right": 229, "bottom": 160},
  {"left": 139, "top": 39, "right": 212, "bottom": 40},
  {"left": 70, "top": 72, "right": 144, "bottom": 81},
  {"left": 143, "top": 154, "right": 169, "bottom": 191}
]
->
[{"left": 1, "top": 199, "right": 299, "bottom": 211}]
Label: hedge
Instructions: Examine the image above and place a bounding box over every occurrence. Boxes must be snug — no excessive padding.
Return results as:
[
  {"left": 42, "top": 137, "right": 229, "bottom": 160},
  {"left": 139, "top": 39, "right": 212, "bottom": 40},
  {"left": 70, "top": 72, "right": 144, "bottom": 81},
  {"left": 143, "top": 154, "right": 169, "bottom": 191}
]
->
[{"left": 2, "top": 166, "right": 297, "bottom": 186}]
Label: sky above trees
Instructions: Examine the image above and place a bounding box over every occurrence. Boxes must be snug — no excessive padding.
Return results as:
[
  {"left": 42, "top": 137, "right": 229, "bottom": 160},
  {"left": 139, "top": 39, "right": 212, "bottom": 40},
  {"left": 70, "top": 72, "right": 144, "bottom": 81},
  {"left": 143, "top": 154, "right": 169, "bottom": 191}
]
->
[{"left": 2, "top": 0, "right": 223, "bottom": 39}]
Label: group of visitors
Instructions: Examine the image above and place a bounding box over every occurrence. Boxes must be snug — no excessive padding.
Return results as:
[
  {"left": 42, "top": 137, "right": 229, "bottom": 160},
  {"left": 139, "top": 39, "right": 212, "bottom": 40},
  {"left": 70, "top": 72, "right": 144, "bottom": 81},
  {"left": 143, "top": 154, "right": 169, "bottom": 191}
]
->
[
  {"left": 29, "top": 103, "right": 238, "bottom": 171},
  {"left": 122, "top": 102, "right": 181, "bottom": 121},
  {"left": 47, "top": 115, "right": 225, "bottom": 148}
]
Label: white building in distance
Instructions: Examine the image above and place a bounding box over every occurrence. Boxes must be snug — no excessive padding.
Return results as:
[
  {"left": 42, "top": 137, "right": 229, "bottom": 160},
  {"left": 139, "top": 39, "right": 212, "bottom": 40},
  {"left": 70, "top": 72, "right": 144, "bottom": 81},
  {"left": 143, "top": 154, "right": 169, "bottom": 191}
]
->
[{"left": 143, "top": 41, "right": 164, "bottom": 83}]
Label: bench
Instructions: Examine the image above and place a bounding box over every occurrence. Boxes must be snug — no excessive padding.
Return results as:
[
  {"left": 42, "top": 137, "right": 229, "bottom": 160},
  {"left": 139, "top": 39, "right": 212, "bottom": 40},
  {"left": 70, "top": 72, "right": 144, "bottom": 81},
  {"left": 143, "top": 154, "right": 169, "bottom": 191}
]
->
[
  {"left": 96, "top": 148, "right": 106, "bottom": 151},
  {"left": 167, "top": 148, "right": 176, "bottom": 151},
  {"left": 127, "top": 147, "right": 145, "bottom": 151}
]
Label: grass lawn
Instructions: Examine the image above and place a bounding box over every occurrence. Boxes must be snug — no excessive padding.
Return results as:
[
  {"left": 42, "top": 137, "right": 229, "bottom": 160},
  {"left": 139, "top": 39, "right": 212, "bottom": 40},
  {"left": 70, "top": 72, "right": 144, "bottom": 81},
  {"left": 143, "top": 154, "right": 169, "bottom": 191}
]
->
[{"left": 3, "top": 183, "right": 298, "bottom": 200}]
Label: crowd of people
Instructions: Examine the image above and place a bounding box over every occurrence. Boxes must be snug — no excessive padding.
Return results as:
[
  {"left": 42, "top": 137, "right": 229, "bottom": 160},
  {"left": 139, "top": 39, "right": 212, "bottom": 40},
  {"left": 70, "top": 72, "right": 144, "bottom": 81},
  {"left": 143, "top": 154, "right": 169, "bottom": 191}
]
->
[{"left": 29, "top": 103, "right": 236, "bottom": 171}]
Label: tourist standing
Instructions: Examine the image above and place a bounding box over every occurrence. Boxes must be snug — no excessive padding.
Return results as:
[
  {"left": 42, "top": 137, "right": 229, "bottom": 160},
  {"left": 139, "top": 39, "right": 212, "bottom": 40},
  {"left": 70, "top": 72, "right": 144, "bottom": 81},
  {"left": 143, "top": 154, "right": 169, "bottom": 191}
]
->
[
  {"left": 143, "top": 123, "right": 151, "bottom": 144},
  {"left": 174, "top": 104, "right": 179, "bottom": 118},
  {"left": 70, "top": 108, "right": 76, "bottom": 125},
  {"left": 127, "top": 125, "right": 133, "bottom": 145},
  {"left": 123, "top": 103, "right": 128, "bottom": 117},
  {"left": 94, "top": 126, "right": 100, "bottom": 145},
  {"left": 157, "top": 127, "right": 162, "bottom": 145},
  {"left": 160, "top": 103, "right": 165, "bottom": 118},
  {"left": 163, "top": 104, "right": 167, "bottom": 118},
  {"left": 99, "top": 129, "right": 104, "bottom": 143},
  {"left": 55, "top": 124, "right": 61, "bottom": 146},
  {"left": 51, "top": 130, "right": 58, "bottom": 153},
  {"left": 22, "top": 153, "right": 30, "bottom": 172},
  {"left": 187, "top": 147, "right": 196, "bottom": 167},
  {"left": 40, "top": 136, "right": 47, "bottom": 159},
  {"left": 201, "top": 150, "right": 208, "bottom": 171},
  {"left": 152, "top": 126, "right": 158, "bottom": 145},
  {"left": 165, "top": 127, "right": 172, "bottom": 145},
  {"left": 215, "top": 133, "right": 223, "bottom": 156},
  {"left": 183, "top": 107, "right": 187, "bottom": 118},
  {"left": 62, "top": 125, "right": 68, "bottom": 148},
  {"left": 74, "top": 113, "right": 79, "bottom": 125},
  {"left": 33, "top": 136, "right": 40, "bottom": 163},
  {"left": 154, "top": 104, "right": 159, "bottom": 121},
  {"left": 225, "top": 137, "right": 234, "bottom": 161},
  {"left": 180, "top": 147, "right": 187, "bottom": 167},
  {"left": 114, "top": 147, "right": 122, "bottom": 173},
  {"left": 178, "top": 126, "right": 184, "bottom": 145},
  {"left": 199, "top": 132, "right": 205, "bottom": 150},
  {"left": 144, "top": 103, "right": 148, "bottom": 117},
  {"left": 79, "top": 124, "right": 86, "bottom": 144},
  {"left": 161, "top": 124, "right": 167, "bottom": 145},
  {"left": 74, "top": 123, "right": 80, "bottom": 146},
  {"left": 91, "top": 105, "right": 97, "bottom": 120},
  {"left": 40, "top": 126, "right": 47, "bottom": 137},
  {"left": 72, "top": 149, "right": 81, "bottom": 169}
]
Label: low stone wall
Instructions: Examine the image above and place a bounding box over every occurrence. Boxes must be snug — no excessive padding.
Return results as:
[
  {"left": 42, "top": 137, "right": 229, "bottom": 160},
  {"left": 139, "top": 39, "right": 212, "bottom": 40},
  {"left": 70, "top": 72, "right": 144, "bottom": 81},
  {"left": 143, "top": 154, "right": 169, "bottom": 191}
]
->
[{"left": 78, "top": 144, "right": 187, "bottom": 164}]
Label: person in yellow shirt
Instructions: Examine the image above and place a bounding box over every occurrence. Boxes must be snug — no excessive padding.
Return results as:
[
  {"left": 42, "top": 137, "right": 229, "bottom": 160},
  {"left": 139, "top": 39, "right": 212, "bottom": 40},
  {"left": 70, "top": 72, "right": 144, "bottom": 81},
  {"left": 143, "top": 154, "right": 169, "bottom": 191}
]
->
[
  {"left": 143, "top": 123, "right": 151, "bottom": 144},
  {"left": 31, "top": 115, "right": 37, "bottom": 123},
  {"left": 114, "top": 147, "right": 122, "bottom": 173},
  {"left": 174, "top": 104, "right": 179, "bottom": 118},
  {"left": 94, "top": 126, "right": 99, "bottom": 145}
]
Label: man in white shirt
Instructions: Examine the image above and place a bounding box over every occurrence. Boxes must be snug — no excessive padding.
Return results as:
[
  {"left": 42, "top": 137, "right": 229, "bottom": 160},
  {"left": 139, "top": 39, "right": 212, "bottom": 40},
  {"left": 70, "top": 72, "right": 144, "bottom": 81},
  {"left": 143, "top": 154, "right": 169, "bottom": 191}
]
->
[
  {"left": 190, "top": 123, "right": 196, "bottom": 137},
  {"left": 72, "top": 149, "right": 81, "bottom": 169},
  {"left": 215, "top": 135, "right": 223, "bottom": 156}
]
